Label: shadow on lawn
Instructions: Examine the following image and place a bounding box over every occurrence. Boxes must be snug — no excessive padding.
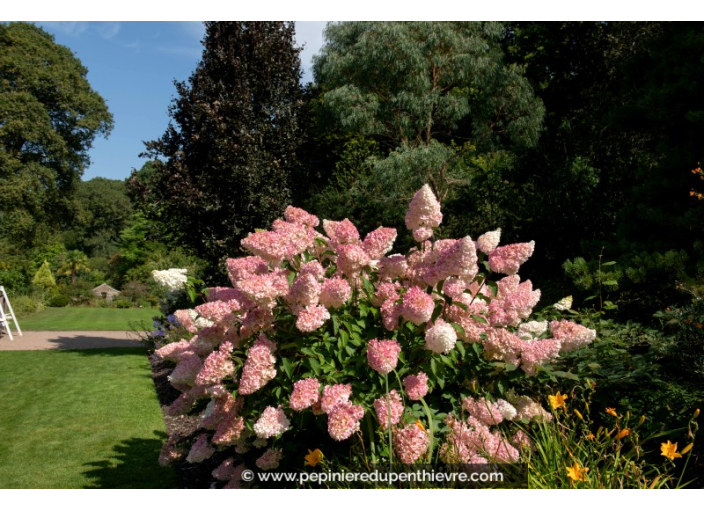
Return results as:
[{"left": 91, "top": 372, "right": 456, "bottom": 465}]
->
[
  {"left": 49, "top": 338, "right": 145, "bottom": 355},
  {"left": 82, "top": 431, "right": 177, "bottom": 488}
]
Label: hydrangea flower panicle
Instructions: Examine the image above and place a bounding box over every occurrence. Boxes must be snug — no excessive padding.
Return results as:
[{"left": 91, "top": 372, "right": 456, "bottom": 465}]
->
[{"left": 367, "top": 339, "right": 402, "bottom": 375}]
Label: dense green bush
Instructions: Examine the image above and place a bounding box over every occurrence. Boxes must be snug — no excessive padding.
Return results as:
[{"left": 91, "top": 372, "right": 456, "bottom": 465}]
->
[
  {"left": 10, "top": 295, "right": 45, "bottom": 316},
  {"left": 47, "top": 294, "right": 70, "bottom": 308}
]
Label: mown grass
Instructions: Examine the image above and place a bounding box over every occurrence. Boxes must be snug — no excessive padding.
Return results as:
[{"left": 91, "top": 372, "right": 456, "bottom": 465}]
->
[
  {"left": 0, "top": 348, "right": 176, "bottom": 488},
  {"left": 17, "top": 307, "right": 157, "bottom": 331}
]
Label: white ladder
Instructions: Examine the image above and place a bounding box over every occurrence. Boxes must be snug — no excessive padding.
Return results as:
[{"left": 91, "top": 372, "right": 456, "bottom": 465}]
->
[{"left": 0, "top": 286, "right": 22, "bottom": 341}]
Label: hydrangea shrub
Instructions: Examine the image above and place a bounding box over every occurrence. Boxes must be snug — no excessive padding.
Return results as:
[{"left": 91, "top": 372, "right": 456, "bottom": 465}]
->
[{"left": 154, "top": 184, "right": 596, "bottom": 487}]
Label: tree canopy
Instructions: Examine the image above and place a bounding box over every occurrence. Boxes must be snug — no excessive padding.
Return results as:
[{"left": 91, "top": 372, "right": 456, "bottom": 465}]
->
[
  {"left": 0, "top": 22, "right": 113, "bottom": 246},
  {"left": 309, "top": 22, "right": 544, "bottom": 245},
  {"left": 132, "top": 22, "right": 303, "bottom": 272}
]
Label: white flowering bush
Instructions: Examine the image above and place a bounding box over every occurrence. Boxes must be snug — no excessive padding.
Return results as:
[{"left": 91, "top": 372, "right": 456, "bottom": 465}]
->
[
  {"left": 152, "top": 268, "right": 188, "bottom": 292},
  {"left": 154, "top": 184, "right": 596, "bottom": 488}
]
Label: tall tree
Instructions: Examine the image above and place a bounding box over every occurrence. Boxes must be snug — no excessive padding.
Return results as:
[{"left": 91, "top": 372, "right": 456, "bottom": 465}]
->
[
  {"left": 64, "top": 178, "right": 133, "bottom": 258},
  {"left": 132, "top": 22, "right": 303, "bottom": 271},
  {"left": 0, "top": 22, "right": 113, "bottom": 246},
  {"left": 311, "top": 22, "right": 544, "bottom": 243}
]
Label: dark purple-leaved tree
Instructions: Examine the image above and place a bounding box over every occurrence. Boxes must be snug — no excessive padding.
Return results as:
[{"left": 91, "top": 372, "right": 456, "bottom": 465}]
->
[{"left": 131, "top": 22, "right": 303, "bottom": 273}]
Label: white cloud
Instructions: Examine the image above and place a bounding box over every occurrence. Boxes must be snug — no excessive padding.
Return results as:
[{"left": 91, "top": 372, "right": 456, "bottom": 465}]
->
[
  {"left": 95, "top": 21, "right": 121, "bottom": 40},
  {"left": 38, "top": 21, "right": 89, "bottom": 37}
]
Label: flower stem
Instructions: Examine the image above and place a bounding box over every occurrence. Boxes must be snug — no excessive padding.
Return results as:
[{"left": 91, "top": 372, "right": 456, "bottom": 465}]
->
[
  {"left": 385, "top": 373, "right": 394, "bottom": 468},
  {"left": 420, "top": 396, "right": 435, "bottom": 462}
]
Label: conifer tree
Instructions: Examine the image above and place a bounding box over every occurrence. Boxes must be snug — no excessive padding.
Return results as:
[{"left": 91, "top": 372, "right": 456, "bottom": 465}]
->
[{"left": 133, "top": 22, "right": 303, "bottom": 270}]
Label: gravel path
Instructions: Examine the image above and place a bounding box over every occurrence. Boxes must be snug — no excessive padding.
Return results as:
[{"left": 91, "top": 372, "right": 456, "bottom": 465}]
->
[{"left": 0, "top": 330, "right": 143, "bottom": 350}]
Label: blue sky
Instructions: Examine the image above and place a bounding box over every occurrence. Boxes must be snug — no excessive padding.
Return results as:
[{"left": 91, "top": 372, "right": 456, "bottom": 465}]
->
[{"left": 24, "top": 21, "right": 327, "bottom": 181}]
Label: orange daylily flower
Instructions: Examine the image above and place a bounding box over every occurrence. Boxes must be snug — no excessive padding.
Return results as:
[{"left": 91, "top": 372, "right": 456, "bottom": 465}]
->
[
  {"left": 566, "top": 462, "right": 589, "bottom": 482},
  {"left": 661, "top": 441, "right": 682, "bottom": 461},
  {"left": 549, "top": 391, "right": 568, "bottom": 410},
  {"left": 304, "top": 448, "right": 324, "bottom": 467},
  {"left": 616, "top": 429, "right": 630, "bottom": 440}
]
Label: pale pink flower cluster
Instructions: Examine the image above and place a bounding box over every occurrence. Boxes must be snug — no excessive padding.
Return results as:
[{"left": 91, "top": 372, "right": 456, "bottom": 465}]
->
[
  {"left": 413, "top": 227, "right": 434, "bottom": 242},
  {"left": 489, "top": 280, "right": 541, "bottom": 327},
  {"left": 284, "top": 206, "right": 320, "bottom": 228},
  {"left": 286, "top": 273, "right": 321, "bottom": 307},
  {"left": 405, "top": 184, "right": 442, "bottom": 231},
  {"left": 167, "top": 392, "right": 197, "bottom": 416},
  {"left": 511, "top": 430, "right": 533, "bottom": 450},
  {"left": 186, "top": 434, "right": 215, "bottom": 463},
  {"left": 253, "top": 406, "right": 290, "bottom": 438},
  {"left": 212, "top": 414, "right": 246, "bottom": 446},
  {"left": 476, "top": 229, "right": 501, "bottom": 254},
  {"left": 295, "top": 305, "right": 331, "bottom": 333},
  {"left": 159, "top": 437, "right": 183, "bottom": 467},
  {"left": 195, "top": 299, "right": 242, "bottom": 323},
  {"left": 440, "top": 416, "right": 519, "bottom": 464},
  {"left": 550, "top": 320, "right": 597, "bottom": 353},
  {"left": 289, "top": 378, "right": 321, "bottom": 411},
  {"left": 236, "top": 270, "right": 289, "bottom": 306},
  {"left": 362, "top": 227, "right": 397, "bottom": 260},
  {"left": 299, "top": 260, "right": 325, "bottom": 280},
  {"left": 271, "top": 219, "right": 318, "bottom": 258},
  {"left": 488, "top": 241, "right": 535, "bottom": 275},
  {"left": 394, "top": 424, "right": 431, "bottom": 464},
  {"left": 513, "top": 395, "right": 553, "bottom": 422},
  {"left": 367, "top": 339, "right": 401, "bottom": 375},
  {"left": 405, "top": 237, "right": 478, "bottom": 288},
  {"left": 424, "top": 318, "right": 458, "bottom": 354},
  {"left": 195, "top": 341, "right": 235, "bottom": 386},
  {"left": 401, "top": 286, "right": 435, "bottom": 325},
  {"left": 226, "top": 256, "right": 268, "bottom": 284},
  {"left": 323, "top": 218, "right": 360, "bottom": 246},
  {"left": 320, "top": 384, "right": 352, "bottom": 414},
  {"left": 482, "top": 327, "right": 560, "bottom": 375},
  {"left": 174, "top": 308, "right": 197, "bottom": 333},
  {"left": 442, "top": 277, "right": 467, "bottom": 300},
  {"left": 403, "top": 372, "right": 429, "bottom": 400},
  {"left": 328, "top": 401, "right": 365, "bottom": 441},
  {"left": 462, "top": 397, "right": 504, "bottom": 426},
  {"left": 241, "top": 230, "right": 289, "bottom": 264},
  {"left": 155, "top": 339, "right": 191, "bottom": 362},
  {"left": 319, "top": 278, "right": 352, "bottom": 308},
  {"left": 336, "top": 244, "right": 370, "bottom": 277},
  {"left": 256, "top": 448, "right": 283, "bottom": 470},
  {"left": 238, "top": 335, "right": 277, "bottom": 395},
  {"left": 212, "top": 458, "right": 237, "bottom": 481},
  {"left": 374, "top": 281, "right": 400, "bottom": 307},
  {"left": 319, "top": 384, "right": 365, "bottom": 441},
  {"left": 168, "top": 351, "right": 202, "bottom": 388},
  {"left": 378, "top": 254, "right": 408, "bottom": 280},
  {"left": 482, "top": 328, "right": 523, "bottom": 367},
  {"left": 520, "top": 339, "right": 561, "bottom": 376},
  {"left": 373, "top": 390, "right": 404, "bottom": 429}
]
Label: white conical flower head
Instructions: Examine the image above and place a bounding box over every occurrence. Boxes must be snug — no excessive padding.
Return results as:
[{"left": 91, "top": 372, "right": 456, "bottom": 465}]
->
[
  {"left": 405, "top": 184, "right": 442, "bottom": 231},
  {"left": 476, "top": 228, "right": 501, "bottom": 254}
]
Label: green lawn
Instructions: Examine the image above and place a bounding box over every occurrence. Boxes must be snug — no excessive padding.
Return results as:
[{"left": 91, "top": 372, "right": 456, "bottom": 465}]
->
[
  {"left": 18, "top": 307, "right": 158, "bottom": 331},
  {"left": 0, "top": 348, "right": 176, "bottom": 488}
]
